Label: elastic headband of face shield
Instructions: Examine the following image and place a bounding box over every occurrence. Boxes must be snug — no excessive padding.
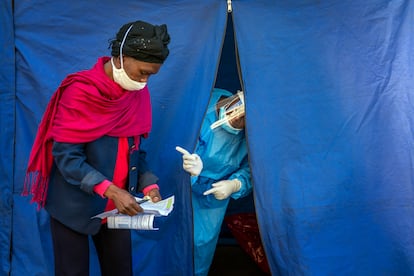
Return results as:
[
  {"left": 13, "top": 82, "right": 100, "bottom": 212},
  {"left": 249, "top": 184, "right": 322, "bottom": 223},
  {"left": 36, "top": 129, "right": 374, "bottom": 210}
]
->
[{"left": 210, "top": 90, "right": 245, "bottom": 130}]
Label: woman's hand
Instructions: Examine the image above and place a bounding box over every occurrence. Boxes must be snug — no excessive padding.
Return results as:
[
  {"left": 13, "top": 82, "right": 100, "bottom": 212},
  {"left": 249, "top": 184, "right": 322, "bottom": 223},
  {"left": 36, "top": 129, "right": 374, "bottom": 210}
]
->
[{"left": 104, "top": 184, "right": 143, "bottom": 215}]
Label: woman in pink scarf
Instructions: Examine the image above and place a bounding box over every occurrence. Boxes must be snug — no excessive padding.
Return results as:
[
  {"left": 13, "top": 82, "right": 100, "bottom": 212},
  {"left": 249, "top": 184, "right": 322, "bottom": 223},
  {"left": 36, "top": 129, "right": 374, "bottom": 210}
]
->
[{"left": 24, "top": 20, "right": 170, "bottom": 276}]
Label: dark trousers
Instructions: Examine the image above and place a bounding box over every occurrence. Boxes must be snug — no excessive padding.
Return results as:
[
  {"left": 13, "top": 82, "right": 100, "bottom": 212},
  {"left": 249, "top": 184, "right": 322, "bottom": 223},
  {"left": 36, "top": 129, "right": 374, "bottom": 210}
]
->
[{"left": 50, "top": 217, "right": 132, "bottom": 276}]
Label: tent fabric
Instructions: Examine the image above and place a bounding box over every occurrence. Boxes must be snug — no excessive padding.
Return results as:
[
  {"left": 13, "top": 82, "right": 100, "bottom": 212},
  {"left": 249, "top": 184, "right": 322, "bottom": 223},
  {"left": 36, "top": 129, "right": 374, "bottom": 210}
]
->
[
  {"left": 233, "top": 1, "right": 414, "bottom": 275},
  {"left": 8, "top": 1, "right": 227, "bottom": 275},
  {"left": 1, "top": 0, "right": 414, "bottom": 275},
  {"left": 0, "top": 1, "right": 15, "bottom": 275}
]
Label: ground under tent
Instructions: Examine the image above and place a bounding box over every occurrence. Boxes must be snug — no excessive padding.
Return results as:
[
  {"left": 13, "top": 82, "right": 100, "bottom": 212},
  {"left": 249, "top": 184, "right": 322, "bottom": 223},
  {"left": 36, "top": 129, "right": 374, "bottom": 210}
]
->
[{"left": 1, "top": 1, "right": 414, "bottom": 275}]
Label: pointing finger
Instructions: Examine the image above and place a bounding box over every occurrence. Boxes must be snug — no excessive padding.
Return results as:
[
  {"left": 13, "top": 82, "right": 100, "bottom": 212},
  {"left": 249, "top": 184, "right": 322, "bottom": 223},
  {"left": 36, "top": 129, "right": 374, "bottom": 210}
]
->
[
  {"left": 203, "top": 187, "right": 216, "bottom": 196},
  {"left": 176, "top": 146, "right": 190, "bottom": 155}
]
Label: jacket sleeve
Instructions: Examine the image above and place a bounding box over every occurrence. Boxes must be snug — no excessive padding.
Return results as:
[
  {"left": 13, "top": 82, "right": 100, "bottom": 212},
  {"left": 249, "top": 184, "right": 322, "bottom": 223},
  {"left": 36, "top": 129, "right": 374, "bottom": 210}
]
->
[
  {"left": 228, "top": 155, "right": 252, "bottom": 200},
  {"left": 52, "top": 141, "right": 107, "bottom": 194}
]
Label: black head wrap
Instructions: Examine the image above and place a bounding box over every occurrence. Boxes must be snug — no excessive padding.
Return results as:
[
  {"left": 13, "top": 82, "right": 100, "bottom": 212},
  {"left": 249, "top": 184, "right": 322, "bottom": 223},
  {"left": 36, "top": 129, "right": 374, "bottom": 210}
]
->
[{"left": 110, "top": 20, "right": 170, "bottom": 64}]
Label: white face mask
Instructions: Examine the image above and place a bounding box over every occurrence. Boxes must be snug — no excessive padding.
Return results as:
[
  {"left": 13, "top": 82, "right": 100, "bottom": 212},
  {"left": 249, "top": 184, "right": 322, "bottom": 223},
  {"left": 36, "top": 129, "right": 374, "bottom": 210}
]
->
[
  {"left": 111, "top": 57, "right": 147, "bottom": 91},
  {"left": 111, "top": 24, "right": 147, "bottom": 91}
]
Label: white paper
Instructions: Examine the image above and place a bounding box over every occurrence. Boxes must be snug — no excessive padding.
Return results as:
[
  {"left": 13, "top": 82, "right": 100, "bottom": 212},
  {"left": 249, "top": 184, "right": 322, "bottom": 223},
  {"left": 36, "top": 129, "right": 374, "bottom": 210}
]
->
[
  {"left": 136, "top": 195, "right": 175, "bottom": 216},
  {"left": 92, "top": 208, "right": 118, "bottom": 219},
  {"left": 91, "top": 195, "right": 174, "bottom": 230},
  {"left": 107, "top": 214, "right": 157, "bottom": 230}
]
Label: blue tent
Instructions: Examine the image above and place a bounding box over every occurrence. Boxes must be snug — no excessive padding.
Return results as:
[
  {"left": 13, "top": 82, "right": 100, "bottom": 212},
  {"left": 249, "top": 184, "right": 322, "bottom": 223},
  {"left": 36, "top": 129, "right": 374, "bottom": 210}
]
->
[{"left": 1, "top": 0, "right": 413, "bottom": 275}]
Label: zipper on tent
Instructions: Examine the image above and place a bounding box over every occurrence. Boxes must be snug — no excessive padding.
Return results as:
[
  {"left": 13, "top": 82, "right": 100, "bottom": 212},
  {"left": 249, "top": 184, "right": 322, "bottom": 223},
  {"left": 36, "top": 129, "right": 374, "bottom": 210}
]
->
[
  {"left": 209, "top": 9, "right": 268, "bottom": 274},
  {"left": 231, "top": 10, "right": 269, "bottom": 272},
  {"left": 232, "top": 17, "right": 244, "bottom": 96},
  {"left": 232, "top": 14, "right": 270, "bottom": 272}
]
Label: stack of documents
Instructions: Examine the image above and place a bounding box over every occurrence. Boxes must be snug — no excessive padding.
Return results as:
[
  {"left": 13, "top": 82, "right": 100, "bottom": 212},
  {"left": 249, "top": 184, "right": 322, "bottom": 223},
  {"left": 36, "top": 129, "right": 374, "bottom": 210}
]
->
[{"left": 92, "top": 195, "right": 175, "bottom": 230}]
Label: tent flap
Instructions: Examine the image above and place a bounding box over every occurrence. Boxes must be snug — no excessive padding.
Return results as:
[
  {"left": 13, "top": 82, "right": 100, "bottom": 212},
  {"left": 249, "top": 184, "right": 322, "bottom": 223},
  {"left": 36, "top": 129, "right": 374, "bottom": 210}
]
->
[{"left": 234, "top": 1, "right": 414, "bottom": 275}]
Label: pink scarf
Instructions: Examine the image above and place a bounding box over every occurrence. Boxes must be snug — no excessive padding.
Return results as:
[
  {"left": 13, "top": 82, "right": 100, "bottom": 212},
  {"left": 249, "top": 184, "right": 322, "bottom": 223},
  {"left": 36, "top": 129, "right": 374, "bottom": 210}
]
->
[{"left": 24, "top": 57, "right": 152, "bottom": 207}]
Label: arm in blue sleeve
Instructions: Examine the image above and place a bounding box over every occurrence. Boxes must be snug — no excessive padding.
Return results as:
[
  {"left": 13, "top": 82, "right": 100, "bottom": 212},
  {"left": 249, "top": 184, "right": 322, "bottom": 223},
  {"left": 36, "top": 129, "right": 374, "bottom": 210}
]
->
[
  {"left": 229, "top": 155, "right": 252, "bottom": 199},
  {"left": 52, "top": 141, "right": 107, "bottom": 194}
]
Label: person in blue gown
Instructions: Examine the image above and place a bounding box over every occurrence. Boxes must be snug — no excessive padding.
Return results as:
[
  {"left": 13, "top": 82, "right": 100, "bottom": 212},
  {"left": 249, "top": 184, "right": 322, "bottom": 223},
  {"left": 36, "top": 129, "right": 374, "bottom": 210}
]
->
[{"left": 177, "top": 88, "right": 252, "bottom": 276}]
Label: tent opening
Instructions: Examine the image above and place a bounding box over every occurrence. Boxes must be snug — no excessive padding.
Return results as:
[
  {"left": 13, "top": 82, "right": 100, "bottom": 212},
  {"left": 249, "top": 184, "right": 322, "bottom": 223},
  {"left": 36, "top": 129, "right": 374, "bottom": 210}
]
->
[{"left": 205, "top": 12, "right": 269, "bottom": 275}]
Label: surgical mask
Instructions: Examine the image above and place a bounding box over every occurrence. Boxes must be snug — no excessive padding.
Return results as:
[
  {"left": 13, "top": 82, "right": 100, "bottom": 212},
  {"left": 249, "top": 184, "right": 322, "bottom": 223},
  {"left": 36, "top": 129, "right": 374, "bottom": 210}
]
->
[
  {"left": 111, "top": 24, "right": 147, "bottom": 91},
  {"left": 217, "top": 106, "right": 242, "bottom": 135},
  {"left": 111, "top": 58, "right": 147, "bottom": 91}
]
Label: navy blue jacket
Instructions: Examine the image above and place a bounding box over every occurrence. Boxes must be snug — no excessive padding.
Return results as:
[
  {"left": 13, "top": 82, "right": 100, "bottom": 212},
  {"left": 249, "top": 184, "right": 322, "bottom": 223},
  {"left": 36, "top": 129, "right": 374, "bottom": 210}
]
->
[{"left": 45, "top": 135, "right": 158, "bottom": 234}]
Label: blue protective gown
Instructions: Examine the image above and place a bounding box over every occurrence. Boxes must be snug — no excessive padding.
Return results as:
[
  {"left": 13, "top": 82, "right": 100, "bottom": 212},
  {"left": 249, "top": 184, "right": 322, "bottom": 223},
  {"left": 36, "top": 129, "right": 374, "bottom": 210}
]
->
[{"left": 191, "top": 88, "right": 252, "bottom": 276}]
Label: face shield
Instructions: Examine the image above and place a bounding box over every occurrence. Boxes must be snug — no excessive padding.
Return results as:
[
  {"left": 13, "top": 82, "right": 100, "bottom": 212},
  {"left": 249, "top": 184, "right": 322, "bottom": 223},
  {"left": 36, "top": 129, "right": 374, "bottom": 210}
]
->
[{"left": 210, "top": 90, "right": 245, "bottom": 131}]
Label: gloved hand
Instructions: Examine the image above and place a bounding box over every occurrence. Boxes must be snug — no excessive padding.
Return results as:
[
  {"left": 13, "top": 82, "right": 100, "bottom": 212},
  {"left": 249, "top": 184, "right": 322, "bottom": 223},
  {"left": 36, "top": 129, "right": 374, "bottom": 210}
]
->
[
  {"left": 203, "top": 179, "right": 242, "bottom": 200},
  {"left": 176, "top": 146, "right": 203, "bottom": 176}
]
